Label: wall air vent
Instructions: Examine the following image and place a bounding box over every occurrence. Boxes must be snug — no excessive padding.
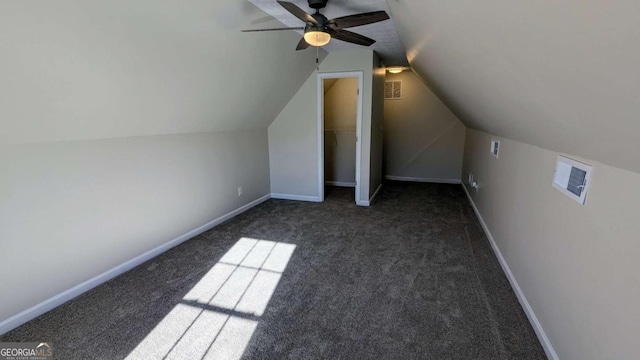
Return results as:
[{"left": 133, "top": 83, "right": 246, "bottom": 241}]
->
[
  {"left": 490, "top": 139, "right": 500, "bottom": 158},
  {"left": 384, "top": 81, "right": 402, "bottom": 99},
  {"left": 552, "top": 156, "right": 593, "bottom": 205}
]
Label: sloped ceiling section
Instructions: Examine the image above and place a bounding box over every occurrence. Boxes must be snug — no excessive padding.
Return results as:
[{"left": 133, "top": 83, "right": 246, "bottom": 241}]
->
[
  {"left": 0, "top": 0, "right": 322, "bottom": 144},
  {"left": 388, "top": 0, "right": 640, "bottom": 173}
]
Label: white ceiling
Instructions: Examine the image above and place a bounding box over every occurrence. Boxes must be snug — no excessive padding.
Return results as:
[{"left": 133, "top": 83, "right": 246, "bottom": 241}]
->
[
  {"left": 0, "top": 0, "right": 322, "bottom": 143},
  {"left": 248, "top": 0, "right": 409, "bottom": 66},
  {"left": 7, "top": 0, "right": 637, "bottom": 173},
  {"left": 249, "top": 0, "right": 640, "bottom": 173}
]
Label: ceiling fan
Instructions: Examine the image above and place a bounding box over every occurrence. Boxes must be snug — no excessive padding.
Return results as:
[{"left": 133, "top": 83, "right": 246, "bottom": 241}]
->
[{"left": 242, "top": 0, "right": 390, "bottom": 50}]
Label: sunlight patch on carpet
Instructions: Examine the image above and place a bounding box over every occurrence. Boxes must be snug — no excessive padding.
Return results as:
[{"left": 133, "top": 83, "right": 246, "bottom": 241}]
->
[{"left": 126, "top": 237, "right": 296, "bottom": 360}]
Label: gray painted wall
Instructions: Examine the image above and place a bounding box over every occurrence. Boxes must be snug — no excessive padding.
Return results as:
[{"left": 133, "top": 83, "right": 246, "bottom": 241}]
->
[
  {"left": 0, "top": 130, "right": 270, "bottom": 324},
  {"left": 269, "top": 73, "right": 325, "bottom": 198},
  {"left": 269, "top": 50, "right": 375, "bottom": 202},
  {"left": 462, "top": 129, "right": 640, "bottom": 359},
  {"left": 324, "top": 131, "right": 357, "bottom": 185},
  {"left": 383, "top": 71, "right": 465, "bottom": 182},
  {"left": 324, "top": 78, "right": 358, "bottom": 131}
]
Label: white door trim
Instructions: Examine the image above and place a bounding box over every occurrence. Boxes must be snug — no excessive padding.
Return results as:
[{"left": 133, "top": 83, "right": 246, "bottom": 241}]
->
[{"left": 317, "top": 71, "right": 364, "bottom": 203}]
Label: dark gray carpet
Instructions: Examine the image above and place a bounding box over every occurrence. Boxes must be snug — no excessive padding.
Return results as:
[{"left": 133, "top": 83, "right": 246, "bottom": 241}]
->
[{"left": 1, "top": 182, "right": 546, "bottom": 359}]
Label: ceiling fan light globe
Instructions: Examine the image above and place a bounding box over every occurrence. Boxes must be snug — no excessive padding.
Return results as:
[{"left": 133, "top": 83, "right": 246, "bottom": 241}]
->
[
  {"left": 304, "top": 30, "right": 331, "bottom": 47},
  {"left": 387, "top": 67, "right": 404, "bottom": 74}
]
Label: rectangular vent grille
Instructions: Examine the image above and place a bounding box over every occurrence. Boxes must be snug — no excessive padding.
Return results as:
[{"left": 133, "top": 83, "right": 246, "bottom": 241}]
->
[
  {"left": 567, "top": 167, "right": 587, "bottom": 196},
  {"left": 490, "top": 139, "right": 500, "bottom": 158},
  {"left": 385, "top": 81, "right": 402, "bottom": 99},
  {"left": 552, "top": 156, "right": 592, "bottom": 205}
]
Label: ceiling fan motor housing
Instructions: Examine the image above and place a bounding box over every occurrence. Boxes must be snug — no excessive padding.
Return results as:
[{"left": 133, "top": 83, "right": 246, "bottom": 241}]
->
[
  {"left": 308, "top": 0, "right": 328, "bottom": 10},
  {"left": 311, "top": 13, "right": 328, "bottom": 25}
]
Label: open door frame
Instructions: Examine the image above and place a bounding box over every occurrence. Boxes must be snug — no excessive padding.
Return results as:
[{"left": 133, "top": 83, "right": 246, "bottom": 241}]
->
[{"left": 317, "top": 71, "right": 364, "bottom": 204}]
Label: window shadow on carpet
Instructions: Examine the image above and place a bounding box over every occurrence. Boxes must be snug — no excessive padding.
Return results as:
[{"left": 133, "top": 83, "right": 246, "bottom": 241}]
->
[{"left": 126, "top": 238, "right": 296, "bottom": 360}]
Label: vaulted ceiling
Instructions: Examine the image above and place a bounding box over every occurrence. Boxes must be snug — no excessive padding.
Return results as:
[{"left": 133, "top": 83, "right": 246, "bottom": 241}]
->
[
  {"left": 2, "top": 1, "right": 638, "bottom": 174},
  {"left": 0, "top": 0, "right": 322, "bottom": 144},
  {"left": 248, "top": 0, "right": 640, "bottom": 173},
  {"left": 387, "top": 0, "right": 640, "bottom": 173}
]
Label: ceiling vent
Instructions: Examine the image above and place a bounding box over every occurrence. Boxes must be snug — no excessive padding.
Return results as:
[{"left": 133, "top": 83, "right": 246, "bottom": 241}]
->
[
  {"left": 384, "top": 81, "right": 402, "bottom": 99},
  {"left": 552, "top": 156, "right": 593, "bottom": 205}
]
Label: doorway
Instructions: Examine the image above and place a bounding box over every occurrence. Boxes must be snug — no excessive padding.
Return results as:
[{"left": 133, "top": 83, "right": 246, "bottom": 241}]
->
[{"left": 317, "top": 72, "right": 364, "bottom": 204}]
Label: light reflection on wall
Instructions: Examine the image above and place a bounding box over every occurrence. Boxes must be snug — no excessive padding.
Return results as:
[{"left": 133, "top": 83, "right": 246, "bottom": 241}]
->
[{"left": 126, "top": 238, "right": 296, "bottom": 360}]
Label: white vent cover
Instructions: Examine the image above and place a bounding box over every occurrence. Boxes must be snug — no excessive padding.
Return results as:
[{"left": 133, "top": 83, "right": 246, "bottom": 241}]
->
[
  {"left": 490, "top": 139, "right": 500, "bottom": 158},
  {"left": 384, "top": 81, "right": 402, "bottom": 99},
  {"left": 552, "top": 156, "right": 593, "bottom": 205}
]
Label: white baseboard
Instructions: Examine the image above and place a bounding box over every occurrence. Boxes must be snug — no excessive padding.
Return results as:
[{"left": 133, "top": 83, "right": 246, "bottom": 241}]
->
[
  {"left": 0, "top": 194, "right": 271, "bottom": 336},
  {"left": 270, "top": 193, "right": 322, "bottom": 202},
  {"left": 356, "top": 183, "right": 382, "bottom": 207},
  {"left": 385, "top": 175, "right": 461, "bottom": 184},
  {"left": 461, "top": 184, "right": 559, "bottom": 360},
  {"left": 325, "top": 181, "right": 356, "bottom": 187}
]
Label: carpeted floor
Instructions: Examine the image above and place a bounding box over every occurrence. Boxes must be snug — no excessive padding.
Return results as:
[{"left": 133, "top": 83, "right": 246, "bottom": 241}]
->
[{"left": 1, "top": 182, "right": 546, "bottom": 359}]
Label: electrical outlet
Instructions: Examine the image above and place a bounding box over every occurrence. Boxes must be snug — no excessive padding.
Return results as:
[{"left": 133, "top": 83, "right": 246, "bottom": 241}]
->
[
  {"left": 237, "top": 186, "right": 243, "bottom": 196},
  {"left": 472, "top": 181, "right": 479, "bottom": 192},
  {"left": 468, "top": 173, "right": 479, "bottom": 192}
]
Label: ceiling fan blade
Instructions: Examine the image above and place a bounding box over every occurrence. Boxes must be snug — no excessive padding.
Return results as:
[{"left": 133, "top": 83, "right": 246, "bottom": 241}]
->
[
  {"left": 277, "top": 1, "right": 318, "bottom": 25},
  {"left": 296, "top": 37, "right": 310, "bottom": 51},
  {"left": 328, "top": 11, "right": 389, "bottom": 29},
  {"left": 328, "top": 29, "right": 376, "bottom": 47},
  {"left": 242, "top": 27, "right": 304, "bottom": 32}
]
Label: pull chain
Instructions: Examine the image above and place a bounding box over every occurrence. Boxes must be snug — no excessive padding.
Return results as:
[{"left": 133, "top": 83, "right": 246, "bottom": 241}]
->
[{"left": 316, "top": 45, "right": 319, "bottom": 71}]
